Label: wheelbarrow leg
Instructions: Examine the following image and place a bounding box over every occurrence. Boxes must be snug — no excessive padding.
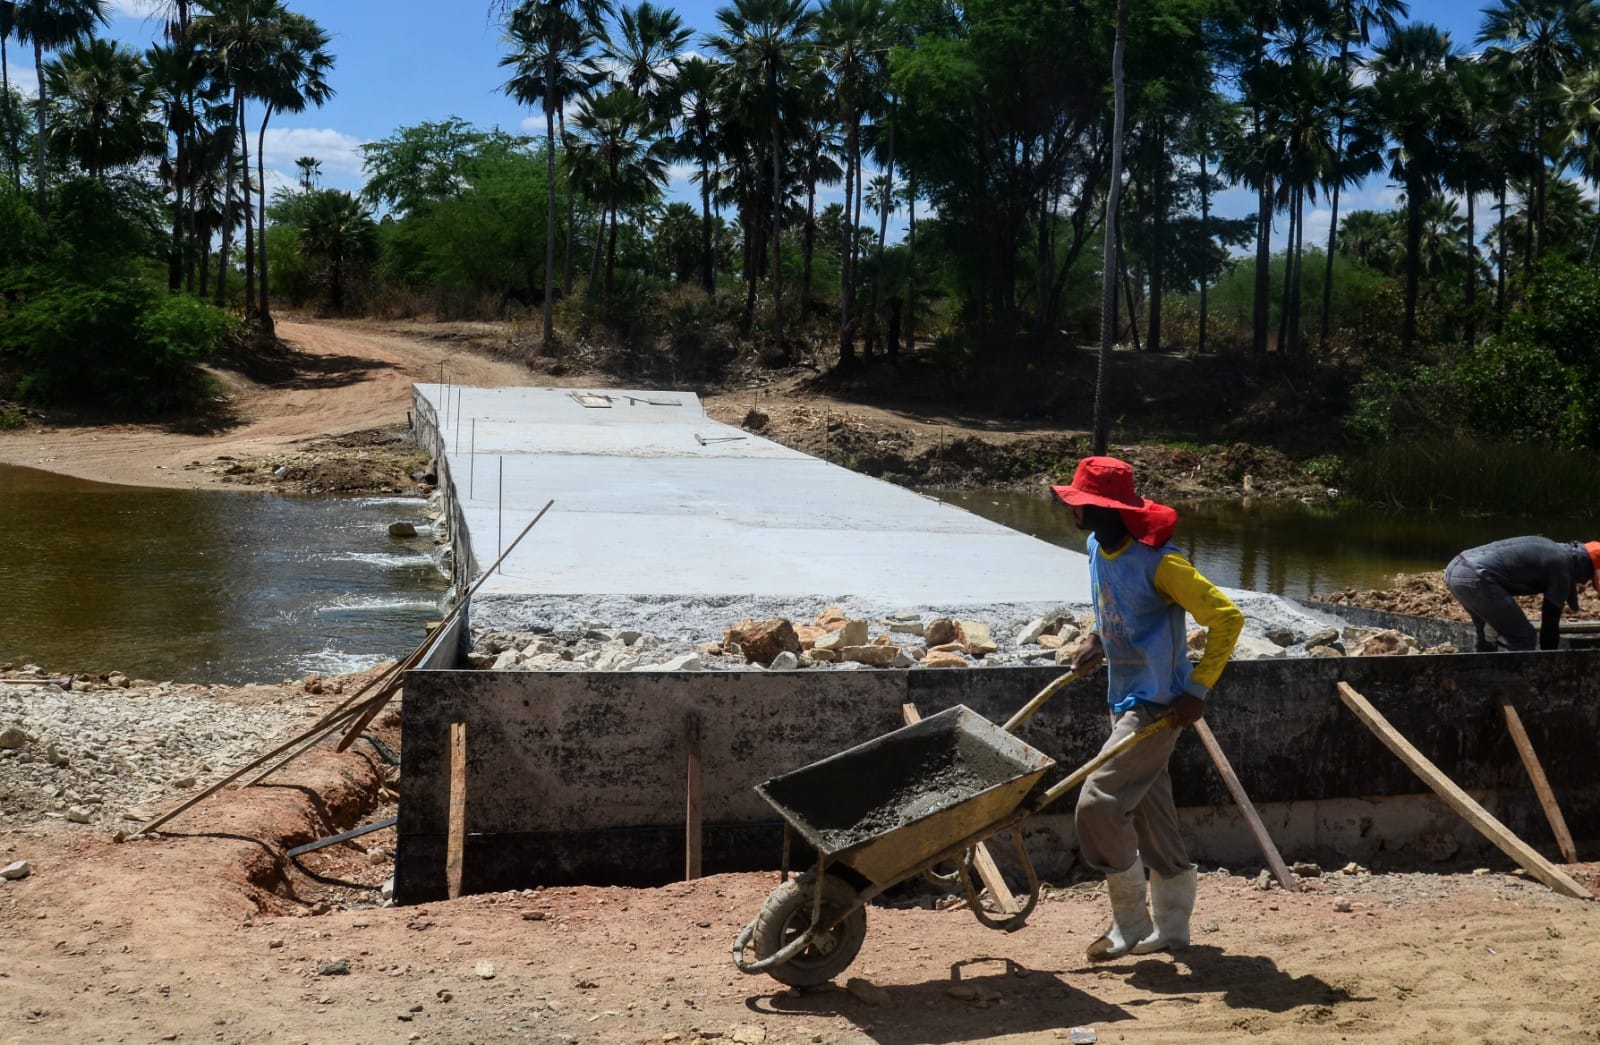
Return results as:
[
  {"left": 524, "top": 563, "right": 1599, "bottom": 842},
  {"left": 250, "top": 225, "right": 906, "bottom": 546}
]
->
[{"left": 903, "top": 701, "right": 1018, "bottom": 916}]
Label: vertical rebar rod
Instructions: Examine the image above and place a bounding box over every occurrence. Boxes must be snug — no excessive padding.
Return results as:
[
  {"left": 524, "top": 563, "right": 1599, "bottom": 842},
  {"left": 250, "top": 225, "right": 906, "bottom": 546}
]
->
[
  {"left": 454, "top": 389, "right": 462, "bottom": 452},
  {"left": 498, "top": 456, "right": 504, "bottom": 572},
  {"left": 469, "top": 418, "right": 476, "bottom": 499}
]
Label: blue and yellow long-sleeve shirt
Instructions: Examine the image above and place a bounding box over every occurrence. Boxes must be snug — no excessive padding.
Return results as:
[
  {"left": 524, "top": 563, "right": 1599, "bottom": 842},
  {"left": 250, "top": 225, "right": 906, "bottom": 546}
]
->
[{"left": 1088, "top": 533, "right": 1244, "bottom": 713}]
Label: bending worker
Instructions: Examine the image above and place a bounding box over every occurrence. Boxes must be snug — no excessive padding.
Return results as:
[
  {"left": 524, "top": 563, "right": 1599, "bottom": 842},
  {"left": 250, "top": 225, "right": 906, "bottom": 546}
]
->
[
  {"left": 1054, "top": 456, "right": 1243, "bottom": 961},
  {"left": 1444, "top": 536, "right": 1600, "bottom": 652}
]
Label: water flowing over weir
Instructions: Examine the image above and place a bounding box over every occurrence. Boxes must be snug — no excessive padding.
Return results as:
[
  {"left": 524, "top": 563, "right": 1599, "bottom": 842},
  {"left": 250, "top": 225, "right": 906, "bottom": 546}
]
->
[{"left": 395, "top": 386, "right": 1600, "bottom": 901}]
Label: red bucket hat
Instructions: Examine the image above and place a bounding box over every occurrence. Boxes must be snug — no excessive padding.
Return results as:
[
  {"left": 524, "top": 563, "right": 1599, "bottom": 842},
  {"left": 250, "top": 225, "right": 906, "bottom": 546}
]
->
[{"left": 1052, "top": 456, "right": 1179, "bottom": 547}]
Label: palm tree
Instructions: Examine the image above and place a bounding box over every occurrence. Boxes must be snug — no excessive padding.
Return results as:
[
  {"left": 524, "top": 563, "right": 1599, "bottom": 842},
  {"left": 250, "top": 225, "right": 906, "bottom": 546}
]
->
[
  {"left": 42, "top": 36, "right": 160, "bottom": 179},
  {"left": 14, "top": 0, "right": 110, "bottom": 215},
  {"left": 1367, "top": 21, "right": 1457, "bottom": 354},
  {"left": 197, "top": 0, "right": 286, "bottom": 313},
  {"left": 708, "top": 0, "right": 815, "bottom": 356},
  {"left": 669, "top": 54, "right": 722, "bottom": 294},
  {"left": 298, "top": 188, "right": 376, "bottom": 313},
  {"left": 254, "top": 10, "right": 333, "bottom": 329},
  {"left": 815, "top": 0, "right": 886, "bottom": 368},
  {"left": 1321, "top": 0, "right": 1409, "bottom": 353},
  {"left": 606, "top": 0, "right": 688, "bottom": 120},
  {"left": 498, "top": 0, "right": 613, "bottom": 348},
  {"left": 1444, "top": 57, "right": 1505, "bottom": 343},
  {"left": 1093, "top": 0, "right": 1129, "bottom": 454},
  {"left": 567, "top": 87, "right": 667, "bottom": 306},
  {"left": 1, "top": 1, "right": 21, "bottom": 191},
  {"left": 1477, "top": 0, "right": 1600, "bottom": 267},
  {"left": 294, "top": 153, "right": 318, "bottom": 189}
]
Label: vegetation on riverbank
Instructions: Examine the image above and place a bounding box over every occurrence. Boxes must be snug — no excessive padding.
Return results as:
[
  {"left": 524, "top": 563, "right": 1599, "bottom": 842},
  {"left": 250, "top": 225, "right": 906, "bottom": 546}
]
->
[{"left": 9, "top": 1, "right": 1600, "bottom": 512}]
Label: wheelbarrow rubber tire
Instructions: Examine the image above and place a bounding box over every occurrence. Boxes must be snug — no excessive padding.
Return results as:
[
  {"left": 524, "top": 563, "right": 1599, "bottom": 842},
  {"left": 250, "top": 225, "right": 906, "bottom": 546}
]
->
[{"left": 750, "top": 871, "right": 867, "bottom": 988}]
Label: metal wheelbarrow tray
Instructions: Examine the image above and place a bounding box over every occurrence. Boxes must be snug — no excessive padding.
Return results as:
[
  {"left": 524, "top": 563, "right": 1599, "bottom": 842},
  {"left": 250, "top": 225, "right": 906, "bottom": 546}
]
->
[{"left": 756, "top": 705, "right": 1053, "bottom": 886}]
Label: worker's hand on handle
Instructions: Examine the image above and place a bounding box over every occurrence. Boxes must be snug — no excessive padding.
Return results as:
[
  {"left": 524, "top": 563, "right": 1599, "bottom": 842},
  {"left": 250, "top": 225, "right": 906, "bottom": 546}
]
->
[
  {"left": 1069, "top": 632, "right": 1104, "bottom": 674},
  {"left": 1166, "top": 693, "right": 1205, "bottom": 729}
]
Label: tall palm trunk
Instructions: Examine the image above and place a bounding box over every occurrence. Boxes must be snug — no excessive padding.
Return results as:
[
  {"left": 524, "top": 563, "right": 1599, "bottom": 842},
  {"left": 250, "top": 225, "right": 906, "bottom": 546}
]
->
[
  {"left": 769, "top": 102, "right": 784, "bottom": 355},
  {"left": 1495, "top": 184, "right": 1507, "bottom": 322},
  {"left": 1198, "top": 146, "right": 1210, "bottom": 354},
  {"left": 868, "top": 105, "right": 896, "bottom": 352},
  {"left": 237, "top": 96, "right": 256, "bottom": 316},
  {"left": 699, "top": 158, "right": 714, "bottom": 294},
  {"left": 257, "top": 105, "right": 276, "bottom": 328},
  {"left": 1, "top": 33, "right": 19, "bottom": 192},
  {"left": 1147, "top": 121, "right": 1165, "bottom": 352},
  {"left": 801, "top": 180, "right": 814, "bottom": 311},
  {"left": 905, "top": 164, "right": 916, "bottom": 352},
  {"left": 541, "top": 60, "right": 557, "bottom": 346},
  {"left": 1402, "top": 179, "right": 1423, "bottom": 354},
  {"left": 1466, "top": 192, "right": 1478, "bottom": 346},
  {"left": 32, "top": 35, "right": 44, "bottom": 215},
  {"left": 1321, "top": 36, "right": 1352, "bottom": 355},
  {"left": 1092, "top": 0, "right": 1129, "bottom": 455},
  {"left": 1252, "top": 173, "right": 1272, "bottom": 357},
  {"left": 560, "top": 108, "right": 575, "bottom": 296},
  {"left": 838, "top": 114, "right": 859, "bottom": 367}
]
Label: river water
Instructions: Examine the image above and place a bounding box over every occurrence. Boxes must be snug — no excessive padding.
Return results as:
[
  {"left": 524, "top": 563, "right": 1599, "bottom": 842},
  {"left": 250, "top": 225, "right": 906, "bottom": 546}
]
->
[
  {"left": 927, "top": 488, "right": 1594, "bottom": 599},
  {"left": 4, "top": 464, "right": 1586, "bottom": 684},
  {"left": 0, "top": 465, "right": 447, "bottom": 684}
]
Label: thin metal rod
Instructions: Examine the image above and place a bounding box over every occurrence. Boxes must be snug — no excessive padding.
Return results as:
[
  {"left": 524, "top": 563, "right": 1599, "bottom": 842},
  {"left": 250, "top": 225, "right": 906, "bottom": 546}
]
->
[
  {"left": 287, "top": 816, "right": 398, "bottom": 858},
  {"left": 497, "top": 457, "right": 504, "bottom": 572},
  {"left": 469, "top": 418, "right": 476, "bottom": 499}
]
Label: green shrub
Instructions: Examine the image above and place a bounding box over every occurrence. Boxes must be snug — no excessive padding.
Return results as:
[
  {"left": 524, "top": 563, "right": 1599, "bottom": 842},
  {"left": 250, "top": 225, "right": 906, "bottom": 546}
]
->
[{"left": 0, "top": 278, "right": 236, "bottom": 413}]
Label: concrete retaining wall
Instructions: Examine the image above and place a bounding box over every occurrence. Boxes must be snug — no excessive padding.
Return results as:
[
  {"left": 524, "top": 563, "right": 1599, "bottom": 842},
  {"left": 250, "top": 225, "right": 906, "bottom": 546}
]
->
[{"left": 395, "top": 651, "right": 1600, "bottom": 903}]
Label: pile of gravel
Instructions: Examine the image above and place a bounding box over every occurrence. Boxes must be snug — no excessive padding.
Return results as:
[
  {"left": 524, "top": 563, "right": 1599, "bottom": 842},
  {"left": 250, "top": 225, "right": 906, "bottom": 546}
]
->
[
  {"left": 467, "top": 590, "right": 1353, "bottom": 672},
  {"left": 0, "top": 673, "right": 319, "bottom": 832}
]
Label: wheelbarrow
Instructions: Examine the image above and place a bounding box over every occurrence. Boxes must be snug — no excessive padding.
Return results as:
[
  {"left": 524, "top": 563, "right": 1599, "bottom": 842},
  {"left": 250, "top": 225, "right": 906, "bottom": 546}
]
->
[{"left": 730, "top": 670, "right": 1172, "bottom": 986}]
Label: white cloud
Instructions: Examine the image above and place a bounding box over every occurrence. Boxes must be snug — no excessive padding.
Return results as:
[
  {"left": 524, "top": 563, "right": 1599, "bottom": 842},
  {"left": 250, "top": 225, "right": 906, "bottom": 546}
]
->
[
  {"left": 107, "top": 0, "right": 164, "bottom": 20},
  {"left": 260, "top": 126, "right": 367, "bottom": 176},
  {"left": 5, "top": 65, "right": 38, "bottom": 100}
]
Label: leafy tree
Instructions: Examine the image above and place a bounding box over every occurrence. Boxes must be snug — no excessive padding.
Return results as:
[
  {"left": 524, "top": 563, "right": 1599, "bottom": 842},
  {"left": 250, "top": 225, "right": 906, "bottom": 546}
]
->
[
  {"left": 361, "top": 118, "right": 524, "bottom": 216},
  {"left": 293, "top": 153, "right": 317, "bottom": 189},
  {"left": 568, "top": 87, "right": 667, "bottom": 306},
  {"left": 668, "top": 54, "right": 722, "bottom": 294}
]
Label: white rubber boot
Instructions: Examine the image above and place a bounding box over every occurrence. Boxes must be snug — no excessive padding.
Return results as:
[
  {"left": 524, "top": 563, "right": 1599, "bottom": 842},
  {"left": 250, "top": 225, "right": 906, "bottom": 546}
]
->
[
  {"left": 1131, "top": 864, "right": 1197, "bottom": 954},
  {"left": 1086, "top": 858, "right": 1152, "bottom": 962}
]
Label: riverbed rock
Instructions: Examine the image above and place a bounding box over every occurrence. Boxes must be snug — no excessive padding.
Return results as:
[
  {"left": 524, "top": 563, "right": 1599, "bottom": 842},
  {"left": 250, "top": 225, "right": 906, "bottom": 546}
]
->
[
  {"left": 1308, "top": 645, "right": 1346, "bottom": 658},
  {"left": 1228, "top": 633, "right": 1288, "bottom": 661},
  {"left": 956, "top": 621, "right": 997, "bottom": 656},
  {"left": 1265, "top": 627, "right": 1297, "bottom": 647},
  {"left": 387, "top": 522, "right": 418, "bottom": 538},
  {"left": 801, "top": 648, "right": 837, "bottom": 664},
  {"left": 0, "top": 860, "right": 32, "bottom": 880},
  {"left": 1015, "top": 618, "right": 1049, "bottom": 645},
  {"left": 924, "top": 618, "right": 958, "bottom": 646},
  {"left": 722, "top": 619, "right": 801, "bottom": 666},
  {"left": 491, "top": 650, "right": 521, "bottom": 671},
  {"left": 839, "top": 645, "right": 902, "bottom": 667},
  {"left": 769, "top": 651, "right": 800, "bottom": 671},
  {"left": 1356, "top": 629, "right": 1419, "bottom": 657},
  {"left": 921, "top": 651, "right": 968, "bottom": 669},
  {"left": 812, "top": 620, "right": 869, "bottom": 652},
  {"left": 1305, "top": 627, "right": 1341, "bottom": 650},
  {"left": 0, "top": 725, "right": 30, "bottom": 750},
  {"left": 793, "top": 623, "right": 829, "bottom": 648}
]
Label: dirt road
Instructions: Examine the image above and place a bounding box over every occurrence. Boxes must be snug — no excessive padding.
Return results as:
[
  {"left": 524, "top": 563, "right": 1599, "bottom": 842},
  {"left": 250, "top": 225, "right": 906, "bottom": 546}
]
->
[{"left": 0, "top": 319, "right": 547, "bottom": 489}]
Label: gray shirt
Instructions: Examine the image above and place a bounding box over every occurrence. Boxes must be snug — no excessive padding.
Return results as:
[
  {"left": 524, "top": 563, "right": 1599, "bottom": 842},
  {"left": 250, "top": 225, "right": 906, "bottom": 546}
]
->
[{"left": 1459, "top": 536, "right": 1591, "bottom": 610}]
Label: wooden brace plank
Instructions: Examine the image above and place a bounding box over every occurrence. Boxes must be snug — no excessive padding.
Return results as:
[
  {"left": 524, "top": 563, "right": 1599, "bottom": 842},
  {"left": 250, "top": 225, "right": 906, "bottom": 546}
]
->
[
  {"left": 902, "top": 702, "right": 1018, "bottom": 915},
  {"left": 1193, "top": 719, "right": 1299, "bottom": 892},
  {"left": 446, "top": 721, "right": 468, "bottom": 900},
  {"left": 1497, "top": 694, "right": 1579, "bottom": 864},
  {"left": 685, "top": 713, "right": 703, "bottom": 881},
  {"left": 1335, "top": 683, "right": 1590, "bottom": 900}
]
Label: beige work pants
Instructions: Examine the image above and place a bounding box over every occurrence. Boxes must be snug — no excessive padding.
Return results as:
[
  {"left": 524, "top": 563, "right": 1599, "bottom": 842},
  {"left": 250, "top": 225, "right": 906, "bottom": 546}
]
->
[{"left": 1074, "top": 703, "right": 1190, "bottom": 878}]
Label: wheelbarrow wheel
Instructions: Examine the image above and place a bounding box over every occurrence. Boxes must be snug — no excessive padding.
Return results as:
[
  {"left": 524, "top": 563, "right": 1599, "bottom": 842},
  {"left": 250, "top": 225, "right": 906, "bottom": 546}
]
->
[{"left": 750, "top": 871, "right": 867, "bottom": 987}]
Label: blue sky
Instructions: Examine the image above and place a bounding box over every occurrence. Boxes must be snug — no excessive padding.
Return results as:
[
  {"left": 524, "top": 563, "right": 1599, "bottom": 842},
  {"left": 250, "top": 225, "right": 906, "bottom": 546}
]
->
[{"left": 6, "top": 0, "right": 1504, "bottom": 242}]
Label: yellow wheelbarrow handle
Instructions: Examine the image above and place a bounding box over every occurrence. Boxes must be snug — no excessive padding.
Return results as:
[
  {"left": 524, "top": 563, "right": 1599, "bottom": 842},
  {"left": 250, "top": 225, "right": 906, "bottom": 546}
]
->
[{"left": 1032, "top": 716, "right": 1174, "bottom": 813}]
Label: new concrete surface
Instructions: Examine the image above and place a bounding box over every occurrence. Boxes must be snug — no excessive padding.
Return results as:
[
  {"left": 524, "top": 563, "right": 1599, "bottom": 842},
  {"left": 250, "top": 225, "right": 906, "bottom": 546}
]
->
[{"left": 415, "top": 384, "right": 1092, "bottom": 607}]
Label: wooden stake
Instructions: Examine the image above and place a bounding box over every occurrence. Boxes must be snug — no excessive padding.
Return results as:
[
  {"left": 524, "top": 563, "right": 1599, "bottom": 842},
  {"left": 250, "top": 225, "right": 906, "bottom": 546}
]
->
[
  {"left": 903, "top": 702, "right": 1018, "bottom": 915},
  {"left": 447, "top": 721, "right": 468, "bottom": 900},
  {"left": 1497, "top": 693, "right": 1579, "bottom": 864},
  {"left": 684, "top": 713, "right": 703, "bottom": 881},
  {"left": 1336, "top": 682, "right": 1591, "bottom": 899},
  {"left": 1193, "top": 719, "right": 1298, "bottom": 892}
]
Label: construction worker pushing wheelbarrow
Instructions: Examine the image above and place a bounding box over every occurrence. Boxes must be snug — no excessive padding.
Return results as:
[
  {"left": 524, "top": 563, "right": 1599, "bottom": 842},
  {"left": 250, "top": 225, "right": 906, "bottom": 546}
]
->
[{"left": 731, "top": 457, "right": 1243, "bottom": 985}]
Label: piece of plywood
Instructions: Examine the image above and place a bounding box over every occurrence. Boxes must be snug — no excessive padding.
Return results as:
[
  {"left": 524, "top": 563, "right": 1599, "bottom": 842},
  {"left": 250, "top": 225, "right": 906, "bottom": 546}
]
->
[
  {"left": 1497, "top": 694, "right": 1579, "bottom": 864},
  {"left": 902, "top": 702, "right": 1017, "bottom": 915},
  {"left": 1193, "top": 719, "right": 1299, "bottom": 892},
  {"left": 1336, "top": 683, "right": 1590, "bottom": 899},
  {"left": 447, "top": 721, "right": 468, "bottom": 900}
]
